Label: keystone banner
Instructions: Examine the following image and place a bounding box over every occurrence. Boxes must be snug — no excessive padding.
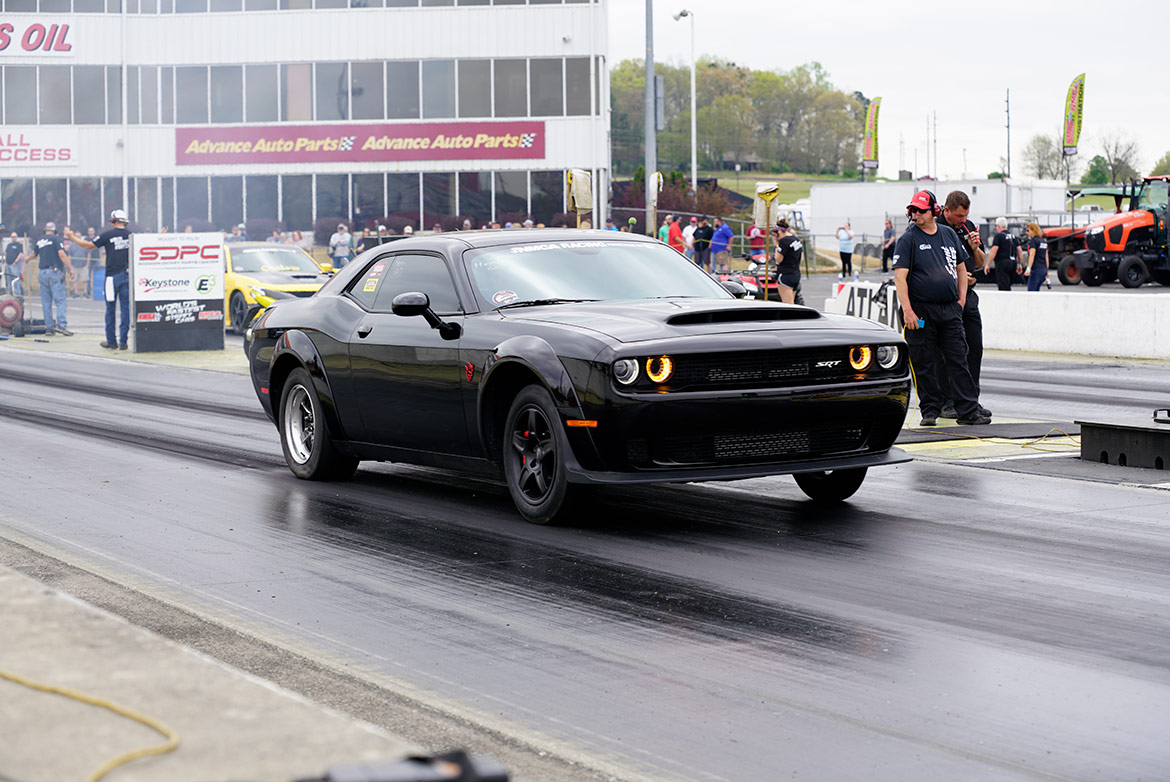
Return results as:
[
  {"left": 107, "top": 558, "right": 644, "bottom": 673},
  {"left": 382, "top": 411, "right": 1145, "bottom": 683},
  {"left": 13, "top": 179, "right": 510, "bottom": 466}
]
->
[
  {"left": 862, "top": 97, "right": 880, "bottom": 170},
  {"left": 176, "top": 121, "right": 546, "bottom": 165},
  {"left": 132, "top": 232, "right": 225, "bottom": 353},
  {"left": 1062, "top": 74, "right": 1085, "bottom": 157}
]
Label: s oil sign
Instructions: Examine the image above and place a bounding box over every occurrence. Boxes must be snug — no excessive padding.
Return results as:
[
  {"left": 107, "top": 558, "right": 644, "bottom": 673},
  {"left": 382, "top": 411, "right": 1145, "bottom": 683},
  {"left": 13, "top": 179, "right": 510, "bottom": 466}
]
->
[{"left": 131, "top": 233, "right": 225, "bottom": 353}]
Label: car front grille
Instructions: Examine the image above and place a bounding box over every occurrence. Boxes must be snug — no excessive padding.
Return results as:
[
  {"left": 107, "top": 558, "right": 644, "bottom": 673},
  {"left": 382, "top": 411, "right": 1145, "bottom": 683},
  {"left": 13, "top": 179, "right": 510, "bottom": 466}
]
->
[
  {"left": 629, "top": 423, "right": 871, "bottom": 467},
  {"left": 663, "top": 348, "right": 865, "bottom": 390}
]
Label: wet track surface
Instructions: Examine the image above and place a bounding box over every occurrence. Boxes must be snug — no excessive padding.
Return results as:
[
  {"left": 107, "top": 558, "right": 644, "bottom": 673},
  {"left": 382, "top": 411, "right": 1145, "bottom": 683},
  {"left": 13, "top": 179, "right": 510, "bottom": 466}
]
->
[{"left": 2, "top": 348, "right": 1169, "bottom": 780}]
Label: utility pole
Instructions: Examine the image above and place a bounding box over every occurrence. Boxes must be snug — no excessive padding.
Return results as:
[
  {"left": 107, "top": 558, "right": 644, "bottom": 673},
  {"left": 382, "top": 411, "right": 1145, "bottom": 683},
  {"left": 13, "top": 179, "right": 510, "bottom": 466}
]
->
[
  {"left": 933, "top": 110, "right": 938, "bottom": 180},
  {"left": 1005, "top": 88, "right": 1011, "bottom": 178},
  {"left": 643, "top": 0, "right": 656, "bottom": 236}
]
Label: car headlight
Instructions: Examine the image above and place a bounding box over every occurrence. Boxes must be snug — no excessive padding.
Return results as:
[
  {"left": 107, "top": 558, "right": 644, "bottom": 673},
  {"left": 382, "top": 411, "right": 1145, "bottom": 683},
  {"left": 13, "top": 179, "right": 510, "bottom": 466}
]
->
[
  {"left": 250, "top": 285, "right": 292, "bottom": 300},
  {"left": 1088, "top": 225, "right": 1105, "bottom": 235},
  {"left": 876, "top": 345, "right": 900, "bottom": 369},
  {"left": 646, "top": 355, "right": 673, "bottom": 383},
  {"left": 613, "top": 358, "right": 639, "bottom": 385},
  {"left": 849, "top": 346, "right": 873, "bottom": 371}
]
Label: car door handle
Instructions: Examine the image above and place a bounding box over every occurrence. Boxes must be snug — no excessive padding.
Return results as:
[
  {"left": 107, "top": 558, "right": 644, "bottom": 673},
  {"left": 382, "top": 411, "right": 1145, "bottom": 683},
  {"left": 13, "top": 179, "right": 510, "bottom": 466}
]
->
[{"left": 357, "top": 325, "right": 373, "bottom": 338}]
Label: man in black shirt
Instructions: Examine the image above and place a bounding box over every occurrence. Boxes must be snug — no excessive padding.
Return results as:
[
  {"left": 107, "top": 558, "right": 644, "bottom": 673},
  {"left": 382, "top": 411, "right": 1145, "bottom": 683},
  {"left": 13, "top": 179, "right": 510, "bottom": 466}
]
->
[
  {"left": 893, "top": 191, "right": 989, "bottom": 426},
  {"left": 773, "top": 219, "right": 803, "bottom": 304},
  {"left": 936, "top": 190, "right": 991, "bottom": 419},
  {"left": 68, "top": 210, "right": 132, "bottom": 349},
  {"left": 34, "top": 222, "right": 75, "bottom": 336},
  {"left": 691, "top": 216, "right": 714, "bottom": 271},
  {"left": 984, "top": 217, "right": 1024, "bottom": 290}
]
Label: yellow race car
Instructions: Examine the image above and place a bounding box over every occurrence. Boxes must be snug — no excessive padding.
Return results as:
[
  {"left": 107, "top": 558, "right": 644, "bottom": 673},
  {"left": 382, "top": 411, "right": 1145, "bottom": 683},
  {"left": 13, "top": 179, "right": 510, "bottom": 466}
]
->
[{"left": 224, "top": 242, "right": 331, "bottom": 334}]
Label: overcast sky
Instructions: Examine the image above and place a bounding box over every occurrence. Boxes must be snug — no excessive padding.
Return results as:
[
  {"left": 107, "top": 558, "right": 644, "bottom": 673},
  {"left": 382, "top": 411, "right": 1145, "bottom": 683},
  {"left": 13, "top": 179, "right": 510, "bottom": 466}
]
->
[{"left": 606, "top": 0, "right": 1169, "bottom": 182}]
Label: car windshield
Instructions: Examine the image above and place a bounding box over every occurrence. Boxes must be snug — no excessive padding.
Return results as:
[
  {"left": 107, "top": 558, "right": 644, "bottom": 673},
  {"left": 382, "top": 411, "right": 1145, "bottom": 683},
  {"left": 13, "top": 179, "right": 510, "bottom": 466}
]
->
[
  {"left": 464, "top": 239, "right": 730, "bottom": 308},
  {"left": 230, "top": 246, "right": 321, "bottom": 274},
  {"left": 1138, "top": 181, "right": 1169, "bottom": 213}
]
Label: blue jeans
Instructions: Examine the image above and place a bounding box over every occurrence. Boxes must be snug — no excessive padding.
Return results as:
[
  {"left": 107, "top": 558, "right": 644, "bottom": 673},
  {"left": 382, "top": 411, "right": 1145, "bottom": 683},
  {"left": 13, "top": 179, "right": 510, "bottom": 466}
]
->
[
  {"left": 38, "top": 267, "right": 67, "bottom": 330},
  {"left": 2, "top": 267, "right": 20, "bottom": 296},
  {"left": 105, "top": 270, "right": 130, "bottom": 346}
]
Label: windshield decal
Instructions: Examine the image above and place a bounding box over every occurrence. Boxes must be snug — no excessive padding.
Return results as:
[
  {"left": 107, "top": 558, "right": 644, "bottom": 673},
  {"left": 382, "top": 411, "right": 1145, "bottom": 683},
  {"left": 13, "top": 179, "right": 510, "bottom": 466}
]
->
[
  {"left": 492, "top": 289, "right": 518, "bottom": 305},
  {"left": 363, "top": 277, "right": 380, "bottom": 293},
  {"left": 508, "top": 241, "right": 634, "bottom": 254}
]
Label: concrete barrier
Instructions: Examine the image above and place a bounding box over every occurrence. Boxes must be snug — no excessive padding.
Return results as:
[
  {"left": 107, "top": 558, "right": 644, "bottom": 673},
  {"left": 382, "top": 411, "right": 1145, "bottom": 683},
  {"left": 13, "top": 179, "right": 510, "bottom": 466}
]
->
[{"left": 825, "top": 282, "right": 1170, "bottom": 360}]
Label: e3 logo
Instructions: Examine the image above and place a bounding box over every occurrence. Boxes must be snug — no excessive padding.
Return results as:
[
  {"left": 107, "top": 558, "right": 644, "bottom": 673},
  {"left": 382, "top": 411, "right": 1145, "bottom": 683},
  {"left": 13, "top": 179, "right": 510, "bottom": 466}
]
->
[{"left": 195, "top": 275, "right": 215, "bottom": 294}]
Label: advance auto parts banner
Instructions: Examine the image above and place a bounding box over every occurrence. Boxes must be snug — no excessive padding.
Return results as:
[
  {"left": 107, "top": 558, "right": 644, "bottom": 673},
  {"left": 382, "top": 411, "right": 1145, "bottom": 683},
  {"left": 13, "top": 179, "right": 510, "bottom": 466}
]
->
[
  {"left": 132, "top": 232, "right": 225, "bottom": 353},
  {"left": 176, "top": 121, "right": 545, "bottom": 165}
]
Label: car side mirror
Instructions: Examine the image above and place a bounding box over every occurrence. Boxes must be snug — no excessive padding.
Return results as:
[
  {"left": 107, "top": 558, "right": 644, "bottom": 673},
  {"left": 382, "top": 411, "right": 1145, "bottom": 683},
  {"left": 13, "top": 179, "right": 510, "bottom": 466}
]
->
[
  {"left": 721, "top": 279, "right": 747, "bottom": 298},
  {"left": 391, "top": 291, "right": 461, "bottom": 340}
]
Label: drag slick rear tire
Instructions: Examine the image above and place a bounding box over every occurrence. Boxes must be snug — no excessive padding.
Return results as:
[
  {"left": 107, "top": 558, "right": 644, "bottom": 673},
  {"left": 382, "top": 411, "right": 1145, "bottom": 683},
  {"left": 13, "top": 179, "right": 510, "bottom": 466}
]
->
[
  {"left": 794, "top": 467, "right": 868, "bottom": 503},
  {"left": 279, "top": 367, "right": 358, "bottom": 480},
  {"left": 503, "top": 385, "right": 576, "bottom": 524}
]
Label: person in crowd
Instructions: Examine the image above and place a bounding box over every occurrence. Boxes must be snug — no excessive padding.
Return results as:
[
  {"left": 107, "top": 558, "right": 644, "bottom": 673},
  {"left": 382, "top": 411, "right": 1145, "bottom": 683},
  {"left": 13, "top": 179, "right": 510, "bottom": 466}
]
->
[
  {"left": 892, "top": 190, "right": 989, "bottom": 427},
  {"left": 183, "top": 225, "right": 194, "bottom": 233},
  {"left": 3, "top": 232, "right": 24, "bottom": 296},
  {"left": 836, "top": 222, "right": 855, "bottom": 276},
  {"left": 522, "top": 219, "right": 534, "bottom": 228},
  {"left": 934, "top": 190, "right": 990, "bottom": 420},
  {"left": 67, "top": 210, "right": 132, "bottom": 350},
  {"left": 604, "top": 218, "right": 617, "bottom": 231},
  {"left": 329, "top": 223, "right": 352, "bottom": 268},
  {"left": 34, "top": 222, "right": 75, "bottom": 336},
  {"left": 773, "top": 220, "right": 803, "bottom": 304},
  {"left": 692, "top": 216, "right": 713, "bottom": 271},
  {"left": 66, "top": 237, "right": 88, "bottom": 298},
  {"left": 667, "top": 215, "right": 685, "bottom": 253},
  {"left": 984, "top": 216, "right": 1024, "bottom": 290},
  {"left": 682, "top": 216, "right": 697, "bottom": 260},
  {"left": 355, "top": 227, "right": 375, "bottom": 254},
  {"left": 747, "top": 223, "right": 765, "bottom": 260},
  {"left": 711, "top": 217, "right": 734, "bottom": 272},
  {"left": 226, "top": 223, "right": 248, "bottom": 242},
  {"left": 1023, "top": 222, "right": 1050, "bottom": 291},
  {"left": 403, "top": 225, "right": 414, "bottom": 235},
  {"left": 657, "top": 214, "right": 672, "bottom": 243},
  {"left": 289, "top": 230, "right": 310, "bottom": 252},
  {"left": 881, "top": 218, "right": 896, "bottom": 273},
  {"left": 266, "top": 228, "right": 283, "bottom": 243}
]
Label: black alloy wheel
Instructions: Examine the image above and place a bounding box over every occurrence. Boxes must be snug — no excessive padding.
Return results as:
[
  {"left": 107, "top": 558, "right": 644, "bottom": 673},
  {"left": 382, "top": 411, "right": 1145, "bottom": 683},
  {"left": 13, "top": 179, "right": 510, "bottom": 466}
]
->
[
  {"left": 278, "top": 367, "right": 359, "bottom": 481},
  {"left": 503, "top": 385, "right": 573, "bottom": 524},
  {"left": 793, "top": 467, "right": 868, "bottom": 503},
  {"left": 230, "top": 291, "right": 249, "bottom": 335}
]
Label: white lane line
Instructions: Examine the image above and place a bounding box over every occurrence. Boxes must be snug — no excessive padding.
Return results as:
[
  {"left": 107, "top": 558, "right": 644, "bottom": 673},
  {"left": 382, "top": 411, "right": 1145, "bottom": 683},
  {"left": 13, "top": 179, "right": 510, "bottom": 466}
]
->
[{"left": 964, "top": 453, "right": 1080, "bottom": 463}]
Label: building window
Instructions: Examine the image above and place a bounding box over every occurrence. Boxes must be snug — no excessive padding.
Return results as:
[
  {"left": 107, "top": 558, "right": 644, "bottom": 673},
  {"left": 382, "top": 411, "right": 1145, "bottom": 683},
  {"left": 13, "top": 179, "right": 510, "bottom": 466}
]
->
[
  {"left": 350, "top": 62, "right": 384, "bottom": 120},
  {"left": 386, "top": 61, "right": 419, "bottom": 119},
  {"left": 73, "top": 67, "right": 106, "bottom": 124},
  {"left": 161, "top": 177, "right": 175, "bottom": 231},
  {"left": 244, "top": 0, "right": 278, "bottom": 9},
  {"left": 176, "top": 177, "right": 209, "bottom": 228},
  {"left": 69, "top": 179, "right": 103, "bottom": 233},
  {"left": 565, "top": 57, "right": 590, "bottom": 116},
  {"left": 5, "top": 0, "right": 37, "bottom": 9},
  {"left": 386, "top": 173, "right": 419, "bottom": 229},
  {"left": 175, "top": 0, "right": 208, "bottom": 11},
  {"left": 529, "top": 58, "right": 562, "bottom": 117},
  {"left": 105, "top": 67, "right": 122, "bottom": 125},
  {"left": 5, "top": 67, "right": 37, "bottom": 126},
  {"left": 141, "top": 66, "right": 159, "bottom": 125},
  {"left": 74, "top": 0, "right": 105, "bottom": 11},
  {"left": 136, "top": 177, "right": 159, "bottom": 233},
  {"left": 316, "top": 174, "right": 348, "bottom": 221},
  {"left": 421, "top": 60, "right": 455, "bottom": 119},
  {"left": 246, "top": 175, "right": 279, "bottom": 221},
  {"left": 1, "top": 179, "right": 34, "bottom": 236},
  {"left": 39, "top": 66, "right": 71, "bottom": 124},
  {"left": 531, "top": 170, "right": 563, "bottom": 226},
  {"left": 493, "top": 59, "right": 526, "bottom": 118},
  {"left": 210, "top": 66, "right": 243, "bottom": 123},
  {"left": 457, "top": 60, "right": 490, "bottom": 119},
  {"left": 281, "top": 175, "right": 312, "bottom": 230},
  {"left": 176, "top": 67, "right": 209, "bottom": 124},
  {"left": 385, "top": 0, "right": 417, "bottom": 5},
  {"left": 245, "top": 65, "right": 278, "bottom": 122},
  {"left": 494, "top": 171, "right": 527, "bottom": 223},
  {"left": 160, "top": 67, "right": 174, "bottom": 125},
  {"left": 212, "top": 176, "right": 243, "bottom": 229},
  {"left": 458, "top": 172, "right": 488, "bottom": 226},
  {"left": 36, "top": 179, "right": 67, "bottom": 227},
  {"left": 126, "top": 66, "right": 139, "bottom": 124},
  {"left": 352, "top": 173, "right": 384, "bottom": 228},
  {"left": 103, "top": 178, "right": 125, "bottom": 223},
  {"left": 209, "top": 0, "right": 242, "bottom": 9},
  {"left": 315, "top": 63, "right": 349, "bottom": 121},
  {"left": 422, "top": 172, "right": 454, "bottom": 229},
  {"left": 281, "top": 64, "right": 312, "bottom": 121}
]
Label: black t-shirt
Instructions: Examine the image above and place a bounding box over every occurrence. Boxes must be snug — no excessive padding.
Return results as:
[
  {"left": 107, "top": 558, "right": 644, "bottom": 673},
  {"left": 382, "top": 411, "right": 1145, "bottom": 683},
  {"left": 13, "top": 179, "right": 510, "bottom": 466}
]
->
[
  {"left": 775, "top": 234, "right": 802, "bottom": 273},
  {"left": 35, "top": 233, "right": 65, "bottom": 271},
  {"left": 692, "top": 225, "right": 714, "bottom": 251},
  {"left": 941, "top": 217, "right": 979, "bottom": 275},
  {"left": 95, "top": 227, "right": 132, "bottom": 275},
  {"left": 5, "top": 242, "right": 21, "bottom": 267},
  {"left": 1029, "top": 236, "right": 1048, "bottom": 268},
  {"left": 893, "top": 223, "right": 968, "bottom": 304},
  {"left": 991, "top": 231, "right": 1017, "bottom": 268}
]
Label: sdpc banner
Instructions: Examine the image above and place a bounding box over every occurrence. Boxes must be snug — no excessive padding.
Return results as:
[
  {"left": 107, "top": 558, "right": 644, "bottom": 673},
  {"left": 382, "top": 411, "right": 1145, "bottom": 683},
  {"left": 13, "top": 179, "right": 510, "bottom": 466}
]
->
[{"left": 131, "top": 232, "right": 225, "bottom": 353}]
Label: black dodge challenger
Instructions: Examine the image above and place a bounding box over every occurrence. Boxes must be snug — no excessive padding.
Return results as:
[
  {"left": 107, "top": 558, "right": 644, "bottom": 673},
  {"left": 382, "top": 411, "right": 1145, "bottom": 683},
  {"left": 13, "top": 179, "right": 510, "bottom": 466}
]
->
[{"left": 244, "top": 229, "right": 911, "bottom": 523}]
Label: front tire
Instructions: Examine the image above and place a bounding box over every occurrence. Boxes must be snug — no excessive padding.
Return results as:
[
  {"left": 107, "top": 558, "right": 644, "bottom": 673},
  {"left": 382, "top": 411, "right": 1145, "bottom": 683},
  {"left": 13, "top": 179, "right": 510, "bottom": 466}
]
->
[
  {"left": 1118, "top": 255, "right": 1148, "bottom": 288},
  {"left": 1081, "top": 266, "right": 1106, "bottom": 287},
  {"left": 794, "top": 467, "right": 868, "bottom": 503},
  {"left": 503, "top": 385, "right": 574, "bottom": 524},
  {"left": 279, "top": 367, "right": 358, "bottom": 480},
  {"left": 230, "top": 291, "right": 249, "bottom": 335},
  {"left": 1057, "top": 256, "right": 1081, "bottom": 285}
]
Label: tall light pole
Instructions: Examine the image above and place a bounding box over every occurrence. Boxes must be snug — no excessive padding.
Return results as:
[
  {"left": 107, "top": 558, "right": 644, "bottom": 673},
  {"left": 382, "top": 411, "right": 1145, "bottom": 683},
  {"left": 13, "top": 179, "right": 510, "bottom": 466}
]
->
[
  {"left": 673, "top": 9, "right": 697, "bottom": 198},
  {"left": 643, "top": 0, "right": 656, "bottom": 235}
]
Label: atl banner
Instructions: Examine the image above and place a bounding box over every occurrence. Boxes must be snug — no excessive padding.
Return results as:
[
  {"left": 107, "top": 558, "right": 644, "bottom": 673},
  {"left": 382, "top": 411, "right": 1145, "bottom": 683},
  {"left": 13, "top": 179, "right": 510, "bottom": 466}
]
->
[
  {"left": 862, "top": 98, "right": 880, "bottom": 170},
  {"left": 1062, "top": 74, "right": 1085, "bottom": 157},
  {"left": 176, "top": 121, "right": 546, "bottom": 166}
]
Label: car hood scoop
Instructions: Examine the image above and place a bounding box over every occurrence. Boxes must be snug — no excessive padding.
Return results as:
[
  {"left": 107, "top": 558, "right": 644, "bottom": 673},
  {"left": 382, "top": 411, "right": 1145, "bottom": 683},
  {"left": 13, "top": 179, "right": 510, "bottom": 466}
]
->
[{"left": 507, "top": 299, "right": 826, "bottom": 343}]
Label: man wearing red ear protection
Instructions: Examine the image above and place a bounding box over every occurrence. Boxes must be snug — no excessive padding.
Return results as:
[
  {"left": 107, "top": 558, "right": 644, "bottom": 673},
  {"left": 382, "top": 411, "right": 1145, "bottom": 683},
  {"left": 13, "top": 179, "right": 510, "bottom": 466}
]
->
[{"left": 892, "top": 190, "right": 990, "bottom": 427}]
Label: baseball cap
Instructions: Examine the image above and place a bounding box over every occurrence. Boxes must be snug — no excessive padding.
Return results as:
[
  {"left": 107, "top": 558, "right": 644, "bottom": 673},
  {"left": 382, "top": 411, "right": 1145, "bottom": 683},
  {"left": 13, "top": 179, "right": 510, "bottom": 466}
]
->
[
  {"left": 690, "top": 216, "right": 697, "bottom": 223},
  {"left": 403, "top": 225, "right": 413, "bottom": 234},
  {"left": 44, "top": 221, "right": 56, "bottom": 231},
  {"left": 907, "top": 191, "right": 933, "bottom": 211},
  {"left": 337, "top": 223, "right": 346, "bottom": 230},
  {"left": 237, "top": 223, "right": 245, "bottom": 229},
  {"left": 523, "top": 218, "right": 534, "bottom": 226},
  {"left": 110, "top": 209, "right": 128, "bottom": 223}
]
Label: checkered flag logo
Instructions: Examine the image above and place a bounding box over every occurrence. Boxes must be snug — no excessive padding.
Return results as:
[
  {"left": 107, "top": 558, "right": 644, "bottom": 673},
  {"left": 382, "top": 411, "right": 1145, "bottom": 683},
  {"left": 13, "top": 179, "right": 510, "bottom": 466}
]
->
[
  {"left": 519, "top": 133, "right": 536, "bottom": 148},
  {"left": 339, "top": 136, "right": 356, "bottom": 151}
]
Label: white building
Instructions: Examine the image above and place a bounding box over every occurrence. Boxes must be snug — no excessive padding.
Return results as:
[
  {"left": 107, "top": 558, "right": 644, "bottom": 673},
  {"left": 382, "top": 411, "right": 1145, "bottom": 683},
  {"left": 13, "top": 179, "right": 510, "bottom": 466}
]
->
[{"left": 0, "top": 0, "right": 609, "bottom": 236}]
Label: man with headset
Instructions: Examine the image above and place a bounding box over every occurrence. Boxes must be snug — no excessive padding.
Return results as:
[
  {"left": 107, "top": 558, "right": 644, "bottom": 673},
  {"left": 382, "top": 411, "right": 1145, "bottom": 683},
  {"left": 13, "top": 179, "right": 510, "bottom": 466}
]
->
[{"left": 893, "top": 190, "right": 990, "bottom": 427}]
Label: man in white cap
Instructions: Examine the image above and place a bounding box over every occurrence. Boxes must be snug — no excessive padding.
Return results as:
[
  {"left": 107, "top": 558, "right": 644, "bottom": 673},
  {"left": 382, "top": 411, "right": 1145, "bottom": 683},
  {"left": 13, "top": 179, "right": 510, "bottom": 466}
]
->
[
  {"left": 34, "top": 222, "right": 75, "bottom": 336},
  {"left": 329, "top": 222, "right": 351, "bottom": 269},
  {"left": 68, "top": 210, "right": 132, "bottom": 349}
]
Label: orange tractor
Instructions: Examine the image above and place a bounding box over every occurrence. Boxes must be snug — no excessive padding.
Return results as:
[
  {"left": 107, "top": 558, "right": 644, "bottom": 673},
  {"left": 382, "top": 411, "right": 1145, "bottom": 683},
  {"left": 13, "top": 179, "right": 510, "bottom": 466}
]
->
[{"left": 1055, "top": 176, "right": 1170, "bottom": 287}]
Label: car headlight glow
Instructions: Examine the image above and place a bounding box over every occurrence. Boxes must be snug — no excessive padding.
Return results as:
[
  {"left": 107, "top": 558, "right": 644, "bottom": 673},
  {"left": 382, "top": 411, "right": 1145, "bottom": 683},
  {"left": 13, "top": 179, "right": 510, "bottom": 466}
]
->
[
  {"left": 1088, "top": 225, "right": 1105, "bottom": 235},
  {"left": 849, "top": 346, "right": 873, "bottom": 371},
  {"left": 646, "top": 355, "right": 673, "bottom": 383},
  {"left": 613, "top": 358, "right": 639, "bottom": 385},
  {"left": 876, "top": 345, "right": 900, "bottom": 369}
]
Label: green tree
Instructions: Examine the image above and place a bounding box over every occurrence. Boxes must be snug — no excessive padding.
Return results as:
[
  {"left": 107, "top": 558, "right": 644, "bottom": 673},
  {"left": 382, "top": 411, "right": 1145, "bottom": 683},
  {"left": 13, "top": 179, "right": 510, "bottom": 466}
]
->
[
  {"left": 1149, "top": 151, "right": 1170, "bottom": 176},
  {"left": 1080, "top": 155, "right": 1109, "bottom": 185}
]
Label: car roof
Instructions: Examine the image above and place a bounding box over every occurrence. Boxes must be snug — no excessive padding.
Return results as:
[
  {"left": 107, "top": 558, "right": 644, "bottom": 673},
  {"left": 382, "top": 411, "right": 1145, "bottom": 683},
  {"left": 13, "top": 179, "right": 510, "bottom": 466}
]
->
[{"left": 353, "top": 228, "right": 663, "bottom": 252}]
